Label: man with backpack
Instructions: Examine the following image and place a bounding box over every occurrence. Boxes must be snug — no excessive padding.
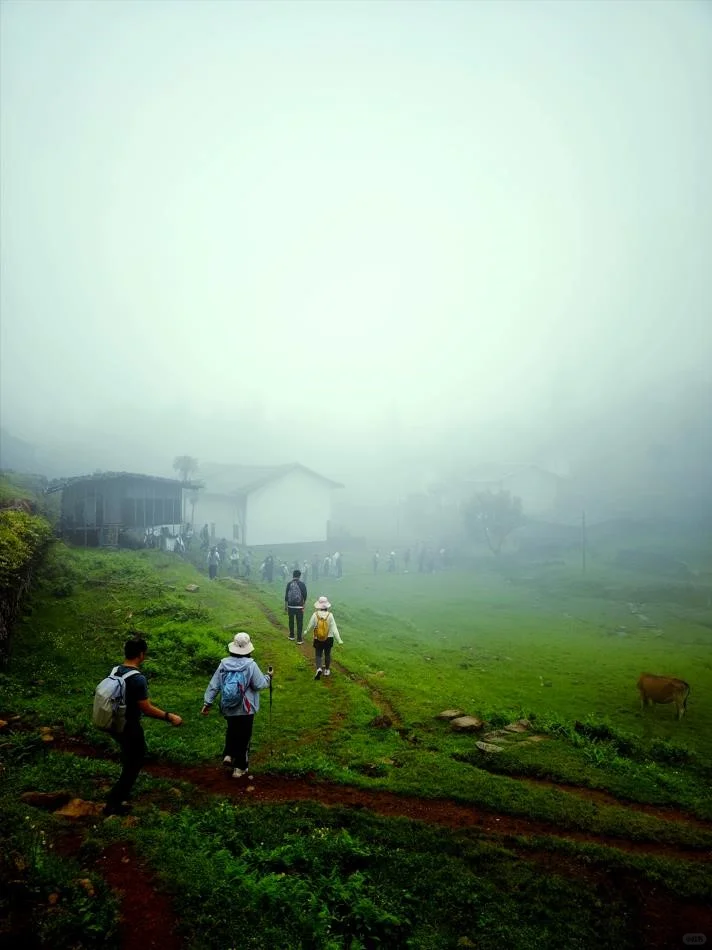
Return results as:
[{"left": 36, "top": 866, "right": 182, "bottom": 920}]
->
[
  {"left": 99, "top": 635, "right": 183, "bottom": 817},
  {"left": 201, "top": 632, "right": 272, "bottom": 779},
  {"left": 284, "top": 569, "right": 308, "bottom": 643},
  {"left": 305, "top": 596, "right": 343, "bottom": 679}
]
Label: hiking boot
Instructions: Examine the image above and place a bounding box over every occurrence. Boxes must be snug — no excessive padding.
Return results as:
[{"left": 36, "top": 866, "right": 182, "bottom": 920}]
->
[
  {"left": 314, "top": 668, "right": 322, "bottom": 680},
  {"left": 323, "top": 669, "right": 331, "bottom": 677},
  {"left": 232, "top": 767, "right": 246, "bottom": 779},
  {"left": 223, "top": 756, "right": 232, "bottom": 766}
]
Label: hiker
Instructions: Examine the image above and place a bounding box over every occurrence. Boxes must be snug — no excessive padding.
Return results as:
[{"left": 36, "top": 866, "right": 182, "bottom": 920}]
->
[
  {"left": 373, "top": 550, "right": 380, "bottom": 573},
  {"left": 207, "top": 546, "right": 220, "bottom": 579},
  {"left": 404, "top": 548, "right": 411, "bottom": 572},
  {"left": 284, "top": 569, "right": 307, "bottom": 643},
  {"left": 311, "top": 554, "right": 320, "bottom": 582},
  {"left": 201, "top": 632, "right": 272, "bottom": 779},
  {"left": 305, "top": 596, "right": 343, "bottom": 680},
  {"left": 217, "top": 537, "right": 228, "bottom": 564},
  {"left": 387, "top": 550, "right": 396, "bottom": 573},
  {"left": 200, "top": 524, "right": 210, "bottom": 550},
  {"left": 229, "top": 547, "right": 240, "bottom": 576},
  {"left": 323, "top": 554, "right": 331, "bottom": 577},
  {"left": 264, "top": 553, "right": 274, "bottom": 583},
  {"left": 333, "top": 551, "right": 343, "bottom": 578},
  {"left": 104, "top": 635, "right": 182, "bottom": 816},
  {"left": 242, "top": 551, "right": 252, "bottom": 578},
  {"left": 302, "top": 560, "right": 310, "bottom": 584}
]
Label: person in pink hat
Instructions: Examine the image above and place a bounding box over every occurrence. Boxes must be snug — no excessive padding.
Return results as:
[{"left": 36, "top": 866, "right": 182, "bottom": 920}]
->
[{"left": 304, "top": 596, "right": 343, "bottom": 680}]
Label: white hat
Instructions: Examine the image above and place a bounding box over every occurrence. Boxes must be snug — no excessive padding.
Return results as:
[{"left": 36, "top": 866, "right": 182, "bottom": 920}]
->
[
  {"left": 227, "top": 632, "right": 254, "bottom": 655},
  {"left": 314, "top": 596, "right": 331, "bottom": 610}
]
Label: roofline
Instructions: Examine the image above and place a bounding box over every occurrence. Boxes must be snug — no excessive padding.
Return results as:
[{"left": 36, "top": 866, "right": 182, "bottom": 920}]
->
[{"left": 47, "top": 472, "right": 195, "bottom": 493}]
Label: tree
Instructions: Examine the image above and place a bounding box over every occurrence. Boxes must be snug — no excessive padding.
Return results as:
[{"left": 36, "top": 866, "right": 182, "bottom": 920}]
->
[
  {"left": 462, "top": 489, "right": 524, "bottom": 555},
  {"left": 172, "top": 456, "right": 199, "bottom": 483}
]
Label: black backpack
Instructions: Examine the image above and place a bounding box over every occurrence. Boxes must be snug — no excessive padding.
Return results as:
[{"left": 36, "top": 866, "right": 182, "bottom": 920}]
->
[{"left": 286, "top": 579, "right": 304, "bottom": 607}]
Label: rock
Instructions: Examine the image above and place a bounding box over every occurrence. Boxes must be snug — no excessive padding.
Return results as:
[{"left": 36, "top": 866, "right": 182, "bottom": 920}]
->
[
  {"left": 368, "top": 715, "right": 393, "bottom": 729},
  {"left": 450, "top": 716, "right": 484, "bottom": 732},
  {"left": 504, "top": 722, "right": 528, "bottom": 733},
  {"left": 21, "top": 790, "right": 72, "bottom": 810},
  {"left": 436, "top": 709, "right": 466, "bottom": 720},
  {"left": 517, "top": 719, "right": 531, "bottom": 729},
  {"left": 54, "top": 798, "right": 104, "bottom": 818},
  {"left": 482, "top": 731, "right": 510, "bottom": 742},
  {"left": 476, "top": 741, "right": 504, "bottom": 753},
  {"left": 185, "top": 584, "right": 200, "bottom": 592},
  {"left": 246, "top": 785, "right": 255, "bottom": 792}
]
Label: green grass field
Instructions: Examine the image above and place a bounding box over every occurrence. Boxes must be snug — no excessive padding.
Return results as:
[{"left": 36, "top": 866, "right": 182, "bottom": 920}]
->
[{"left": 2, "top": 539, "right": 711, "bottom": 948}]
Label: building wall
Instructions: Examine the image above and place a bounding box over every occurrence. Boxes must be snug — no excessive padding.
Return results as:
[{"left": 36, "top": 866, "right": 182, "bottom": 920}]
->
[
  {"left": 191, "top": 493, "right": 245, "bottom": 543},
  {"left": 245, "top": 470, "right": 332, "bottom": 545},
  {"left": 504, "top": 469, "right": 560, "bottom": 516}
]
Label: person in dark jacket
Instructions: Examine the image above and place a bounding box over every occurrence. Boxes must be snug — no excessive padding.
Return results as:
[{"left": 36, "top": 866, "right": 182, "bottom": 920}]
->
[
  {"left": 201, "top": 632, "right": 272, "bottom": 778},
  {"left": 104, "top": 635, "right": 183, "bottom": 816},
  {"left": 284, "top": 569, "right": 308, "bottom": 643}
]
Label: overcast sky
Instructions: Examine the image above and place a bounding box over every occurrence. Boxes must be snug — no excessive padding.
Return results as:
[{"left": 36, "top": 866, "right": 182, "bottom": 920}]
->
[{"left": 1, "top": 0, "right": 710, "bottom": 482}]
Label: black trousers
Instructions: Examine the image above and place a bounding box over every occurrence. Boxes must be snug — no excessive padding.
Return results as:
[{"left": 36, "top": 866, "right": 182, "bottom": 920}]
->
[
  {"left": 224, "top": 715, "right": 255, "bottom": 770},
  {"left": 107, "top": 723, "right": 146, "bottom": 806},
  {"left": 288, "top": 608, "right": 304, "bottom": 641},
  {"left": 314, "top": 636, "right": 334, "bottom": 670}
]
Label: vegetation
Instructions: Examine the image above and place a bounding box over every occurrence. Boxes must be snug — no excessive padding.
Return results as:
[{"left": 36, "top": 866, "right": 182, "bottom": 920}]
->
[
  {"left": 0, "top": 527, "right": 710, "bottom": 946},
  {"left": 462, "top": 489, "right": 525, "bottom": 554}
]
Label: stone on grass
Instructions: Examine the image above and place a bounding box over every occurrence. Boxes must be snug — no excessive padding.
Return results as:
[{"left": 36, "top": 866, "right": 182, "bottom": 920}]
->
[
  {"left": 54, "top": 798, "right": 104, "bottom": 819},
  {"left": 436, "top": 709, "right": 466, "bottom": 721},
  {"left": 185, "top": 584, "right": 200, "bottom": 592},
  {"left": 503, "top": 722, "right": 528, "bottom": 733},
  {"left": 20, "top": 790, "right": 72, "bottom": 810},
  {"left": 482, "top": 730, "right": 510, "bottom": 742},
  {"left": 450, "top": 716, "right": 484, "bottom": 732},
  {"left": 476, "top": 741, "right": 505, "bottom": 753}
]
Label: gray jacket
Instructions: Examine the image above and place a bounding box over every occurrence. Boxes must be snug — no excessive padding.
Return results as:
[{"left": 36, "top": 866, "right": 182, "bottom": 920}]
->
[{"left": 204, "top": 656, "right": 270, "bottom": 716}]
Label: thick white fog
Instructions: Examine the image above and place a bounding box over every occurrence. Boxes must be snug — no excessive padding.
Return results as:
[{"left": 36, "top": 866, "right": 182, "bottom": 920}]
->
[{"left": 1, "top": 0, "right": 710, "bottom": 497}]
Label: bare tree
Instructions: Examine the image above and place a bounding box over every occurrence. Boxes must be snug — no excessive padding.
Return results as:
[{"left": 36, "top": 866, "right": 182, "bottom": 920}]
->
[{"left": 462, "top": 490, "right": 524, "bottom": 555}]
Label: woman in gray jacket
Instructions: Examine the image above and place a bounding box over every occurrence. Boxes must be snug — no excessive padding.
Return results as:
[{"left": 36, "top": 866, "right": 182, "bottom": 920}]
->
[{"left": 201, "top": 632, "right": 271, "bottom": 778}]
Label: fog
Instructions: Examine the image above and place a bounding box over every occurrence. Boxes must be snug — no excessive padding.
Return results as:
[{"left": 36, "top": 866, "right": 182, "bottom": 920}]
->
[{"left": 1, "top": 0, "right": 711, "bottom": 507}]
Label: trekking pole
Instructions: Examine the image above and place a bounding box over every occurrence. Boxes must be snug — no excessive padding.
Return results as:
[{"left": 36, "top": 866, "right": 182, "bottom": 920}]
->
[{"left": 267, "top": 666, "right": 273, "bottom": 761}]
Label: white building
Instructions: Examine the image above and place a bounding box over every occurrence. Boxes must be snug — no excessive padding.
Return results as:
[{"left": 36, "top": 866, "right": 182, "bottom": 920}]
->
[{"left": 190, "top": 463, "right": 342, "bottom": 546}]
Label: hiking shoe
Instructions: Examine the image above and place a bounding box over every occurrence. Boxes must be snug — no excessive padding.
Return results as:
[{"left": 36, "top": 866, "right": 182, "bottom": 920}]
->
[
  {"left": 323, "top": 669, "right": 331, "bottom": 677},
  {"left": 232, "top": 768, "right": 246, "bottom": 779},
  {"left": 223, "top": 756, "right": 232, "bottom": 766},
  {"left": 288, "top": 636, "right": 296, "bottom": 641},
  {"left": 314, "top": 668, "right": 322, "bottom": 680}
]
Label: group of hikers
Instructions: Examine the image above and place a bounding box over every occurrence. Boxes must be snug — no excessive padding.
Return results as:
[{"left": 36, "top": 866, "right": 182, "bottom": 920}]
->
[
  {"left": 100, "top": 577, "right": 343, "bottom": 815},
  {"left": 372, "top": 545, "right": 448, "bottom": 574},
  {"left": 205, "top": 543, "right": 344, "bottom": 584}
]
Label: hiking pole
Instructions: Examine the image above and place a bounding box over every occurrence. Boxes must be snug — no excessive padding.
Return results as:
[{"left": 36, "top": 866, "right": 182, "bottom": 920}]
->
[{"left": 267, "top": 666, "right": 273, "bottom": 761}]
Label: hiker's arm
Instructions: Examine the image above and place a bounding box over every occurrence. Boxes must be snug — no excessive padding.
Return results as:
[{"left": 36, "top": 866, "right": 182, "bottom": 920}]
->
[
  {"left": 138, "top": 699, "right": 182, "bottom": 726},
  {"left": 202, "top": 666, "right": 222, "bottom": 712},
  {"left": 251, "top": 665, "right": 271, "bottom": 691},
  {"left": 330, "top": 615, "right": 343, "bottom": 644},
  {"left": 305, "top": 612, "right": 317, "bottom": 635}
]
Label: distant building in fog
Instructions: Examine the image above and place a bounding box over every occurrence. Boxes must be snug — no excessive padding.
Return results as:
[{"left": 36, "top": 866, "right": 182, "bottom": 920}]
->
[
  {"left": 54, "top": 472, "right": 186, "bottom": 547},
  {"left": 192, "top": 463, "right": 343, "bottom": 546}
]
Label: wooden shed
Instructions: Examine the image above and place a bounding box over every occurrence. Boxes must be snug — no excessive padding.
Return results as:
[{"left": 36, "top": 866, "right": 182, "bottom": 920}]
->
[{"left": 54, "top": 472, "right": 186, "bottom": 547}]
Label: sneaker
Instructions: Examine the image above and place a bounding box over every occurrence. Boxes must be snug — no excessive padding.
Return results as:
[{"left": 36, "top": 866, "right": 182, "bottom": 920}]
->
[
  {"left": 288, "top": 636, "right": 296, "bottom": 641},
  {"left": 323, "top": 669, "right": 331, "bottom": 677},
  {"left": 103, "top": 802, "right": 132, "bottom": 817},
  {"left": 223, "top": 756, "right": 232, "bottom": 766},
  {"left": 314, "top": 668, "right": 322, "bottom": 680},
  {"left": 297, "top": 639, "right": 303, "bottom": 644},
  {"left": 232, "top": 767, "right": 246, "bottom": 779}
]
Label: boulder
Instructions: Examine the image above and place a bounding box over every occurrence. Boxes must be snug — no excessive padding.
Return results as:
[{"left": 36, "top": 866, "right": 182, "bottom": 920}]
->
[
  {"left": 54, "top": 798, "right": 104, "bottom": 819},
  {"left": 450, "top": 716, "right": 484, "bottom": 732},
  {"left": 476, "top": 741, "right": 504, "bottom": 753},
  {"left": 436, "top": 709, "right": 466, "bottom": 720}
]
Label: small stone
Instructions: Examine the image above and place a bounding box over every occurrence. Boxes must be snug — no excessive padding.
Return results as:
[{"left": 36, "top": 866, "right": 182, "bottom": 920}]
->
[
  {"left": 246, "top": 785, "right": 255, "bottom": 792},
  {"left": 451, "top": 716, "right": 484, "bottom": 732},
  {"left": 54, "top": 798, "right": 104, "bottom": 818},
  {"left": 185, "top": 584, "right": 200, "bottom": 592},
  {"left": 503, "top": 722, "right": 528, "bottom": 733},
  {"left": 476, "top": 741, "right": 504, "bottom": 753},
  {"left": 517, "top": 719, "right": 531, "bottom": 729},
  {"left": 436, "top": 709, "right": 466, "bottom": 720}
]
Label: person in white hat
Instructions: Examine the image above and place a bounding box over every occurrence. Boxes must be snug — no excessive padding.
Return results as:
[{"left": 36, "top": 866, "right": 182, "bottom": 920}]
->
[
  {"left": 201, "top": 632, "right": 272, "bottom": 778},
  {"left": 304, "top": 596, "right": 343, "bottom": 680}
]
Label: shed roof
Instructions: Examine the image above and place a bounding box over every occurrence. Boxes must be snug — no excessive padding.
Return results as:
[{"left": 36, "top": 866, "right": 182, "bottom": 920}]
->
[
  {"left": 47, "top": 472, "right": 190, "bottom": 493},
  {"left": 200, "top": 463, "right": 343, "bottom": 495}
]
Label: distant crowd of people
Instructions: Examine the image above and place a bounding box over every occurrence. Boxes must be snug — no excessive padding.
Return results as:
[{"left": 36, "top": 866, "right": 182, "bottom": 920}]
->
[{"left": 372, "top": 545, "right": 449, "bottom": 574}]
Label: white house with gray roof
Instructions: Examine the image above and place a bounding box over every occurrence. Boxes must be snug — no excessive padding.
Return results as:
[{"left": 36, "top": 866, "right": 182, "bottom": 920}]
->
[{"left": 190, "top": 463, "right": 343, "bottom": 546}]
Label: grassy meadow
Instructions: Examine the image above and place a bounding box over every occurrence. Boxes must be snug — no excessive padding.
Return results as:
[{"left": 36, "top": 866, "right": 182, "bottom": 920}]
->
[{"left": 2, "top": 535, "right": 711, "bottom": 948}]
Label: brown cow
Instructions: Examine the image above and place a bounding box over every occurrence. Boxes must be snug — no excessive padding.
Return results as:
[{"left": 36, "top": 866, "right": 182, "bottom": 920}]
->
[{"left": 637, "top": 673, "right": 690, "bottom": 720}]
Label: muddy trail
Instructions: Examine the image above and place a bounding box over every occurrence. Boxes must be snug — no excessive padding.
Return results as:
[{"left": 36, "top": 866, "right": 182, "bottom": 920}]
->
[{"left": 51, "top": 735, "right": 712, "bottom": 863}]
